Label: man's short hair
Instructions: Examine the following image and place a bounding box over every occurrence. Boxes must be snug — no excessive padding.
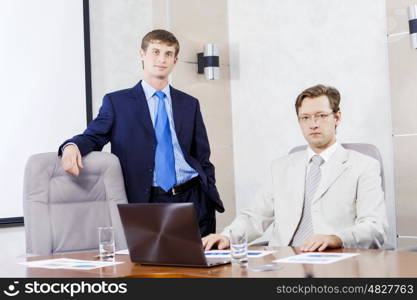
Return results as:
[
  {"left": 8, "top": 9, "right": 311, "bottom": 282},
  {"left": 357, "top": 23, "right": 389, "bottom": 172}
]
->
[
  {"left": 295, "top": 84, "right": 341, "bottom": 115},
  {"left": 141, "top": 29, "right": 180, "bottom": 57}
]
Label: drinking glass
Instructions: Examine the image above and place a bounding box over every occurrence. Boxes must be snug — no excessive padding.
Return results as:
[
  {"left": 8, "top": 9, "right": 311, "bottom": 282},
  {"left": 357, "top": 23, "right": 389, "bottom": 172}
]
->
[
  {"left": 98, "top": 227, "right": 115, "bottom": 262},
  {"left": 229, "top": 229, "right": 248, "bottom": 266}
]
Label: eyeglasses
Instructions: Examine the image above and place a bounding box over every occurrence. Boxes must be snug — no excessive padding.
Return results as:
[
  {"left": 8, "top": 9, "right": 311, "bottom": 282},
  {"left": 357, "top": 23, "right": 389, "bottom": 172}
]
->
[{"left": 298, "top": 112, "right": 335, "bottom": 124}]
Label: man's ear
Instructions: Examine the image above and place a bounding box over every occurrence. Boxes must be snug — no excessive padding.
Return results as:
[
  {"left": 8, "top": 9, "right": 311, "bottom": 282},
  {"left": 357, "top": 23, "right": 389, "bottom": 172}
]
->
[
  {"left": 139, "top": 48, "right": 145, "bottom": 59},
  {"left": 174, "top": 56, "right": 178, "bottom": 64},
  {"left": 334, "top": 111, "right": 342, "bottom": 126},
  {"left": 139, "top": 49, "right": 145, "bottom": 69}
]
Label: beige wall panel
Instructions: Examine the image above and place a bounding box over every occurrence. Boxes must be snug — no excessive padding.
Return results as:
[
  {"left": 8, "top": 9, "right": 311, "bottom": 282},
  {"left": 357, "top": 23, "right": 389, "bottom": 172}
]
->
[
  {"left": 398, "top": 237, "right": 417, "bottom": 249},
  {"left": 394, "top": 136, "right": 417, "bottom": 236}
]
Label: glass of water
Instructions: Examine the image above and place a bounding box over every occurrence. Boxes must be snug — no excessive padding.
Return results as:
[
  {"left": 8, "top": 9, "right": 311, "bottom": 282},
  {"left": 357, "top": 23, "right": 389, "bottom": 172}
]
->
[
  {"left": 229, "top": 228, "right": 248, "bottom": 266},
  {"left": 98, "top": 226, "right": 115, "bottom": 262}
]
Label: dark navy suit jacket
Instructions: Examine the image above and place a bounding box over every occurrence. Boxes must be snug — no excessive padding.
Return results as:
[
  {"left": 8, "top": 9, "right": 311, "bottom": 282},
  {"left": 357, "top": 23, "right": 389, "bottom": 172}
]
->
[{"left": 59, "top": 81, "right": 224, "bottom": 215}]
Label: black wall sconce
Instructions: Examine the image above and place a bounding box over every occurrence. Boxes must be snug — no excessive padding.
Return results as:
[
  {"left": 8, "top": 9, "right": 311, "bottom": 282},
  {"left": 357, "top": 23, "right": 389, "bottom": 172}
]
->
[{"left": 197, "top": 44, "right": 219, "bottom": 80}]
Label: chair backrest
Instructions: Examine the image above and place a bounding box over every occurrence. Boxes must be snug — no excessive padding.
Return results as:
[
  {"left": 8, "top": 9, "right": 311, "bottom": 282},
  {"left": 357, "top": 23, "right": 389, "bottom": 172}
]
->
[
  {"left": 23, "top": 151, "right": 128, "bottom": 256},
  {"left": 289, "top": 143, "right": 385, "bottom": 191}
]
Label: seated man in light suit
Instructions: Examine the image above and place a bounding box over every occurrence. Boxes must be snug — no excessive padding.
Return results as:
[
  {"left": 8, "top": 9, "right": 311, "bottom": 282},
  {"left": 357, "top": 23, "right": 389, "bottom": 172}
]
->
[{"left": 203, "top": 84, "right": 388, "bottom": 252}]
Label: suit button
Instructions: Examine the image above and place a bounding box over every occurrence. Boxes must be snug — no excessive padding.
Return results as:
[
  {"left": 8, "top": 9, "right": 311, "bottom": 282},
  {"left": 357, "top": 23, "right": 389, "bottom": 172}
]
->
[{"left": 148, "top": 168, "right": 153, "bottom": 173}]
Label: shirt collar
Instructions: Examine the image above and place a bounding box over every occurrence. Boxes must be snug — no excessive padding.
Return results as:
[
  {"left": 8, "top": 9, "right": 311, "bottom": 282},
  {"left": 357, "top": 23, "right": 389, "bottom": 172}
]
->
[
  {"left": 307, "top": 141, "right": 339, "bottom": 164},
  {"left": 141, "top": 80, "right": 170, "bottom": 101}
]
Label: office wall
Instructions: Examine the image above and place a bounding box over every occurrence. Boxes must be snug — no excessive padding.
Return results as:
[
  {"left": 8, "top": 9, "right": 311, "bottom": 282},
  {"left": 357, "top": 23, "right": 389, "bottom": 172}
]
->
[
  {"left": 386, "top": 0, "right": 417, "bottom": 248},
  {"left": 228, "top": 0, "right": 397, "bottom": 247},
  {"left": 89, "top": 0, "right": 235, "bottom": 231}
]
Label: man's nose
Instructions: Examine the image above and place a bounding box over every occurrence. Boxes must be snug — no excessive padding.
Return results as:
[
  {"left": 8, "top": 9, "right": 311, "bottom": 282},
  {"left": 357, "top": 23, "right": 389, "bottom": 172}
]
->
[
  {"left": 309, "top": 119, "right": 319, "bottom": 128},
  {"left": 157, "top": 54, "right": 166, "bottom": 63}
]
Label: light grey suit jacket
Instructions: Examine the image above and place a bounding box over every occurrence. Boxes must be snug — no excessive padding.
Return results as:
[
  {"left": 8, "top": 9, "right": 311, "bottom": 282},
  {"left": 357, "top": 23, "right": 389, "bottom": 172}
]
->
[{"left": 222, "top": 144, "right": 388, "bottom": 248}]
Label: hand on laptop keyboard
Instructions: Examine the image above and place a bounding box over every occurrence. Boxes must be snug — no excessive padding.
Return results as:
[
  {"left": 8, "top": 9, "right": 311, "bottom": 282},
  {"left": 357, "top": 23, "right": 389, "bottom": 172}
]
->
[{"left": 202, "top": 234, "right": 230, "bottom": 251}]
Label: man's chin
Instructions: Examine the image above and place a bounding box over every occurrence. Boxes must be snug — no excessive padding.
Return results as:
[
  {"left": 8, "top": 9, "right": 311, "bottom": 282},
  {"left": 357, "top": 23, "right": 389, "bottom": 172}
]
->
[
  {"left": 307, "top": 137, "right": 323, "bottom": 145},
  {"left": 154, "top": 74, "right": 167, "bottom": 80},
  {"left": 307, "top": 139, "right": 325, "bottom": 149}
]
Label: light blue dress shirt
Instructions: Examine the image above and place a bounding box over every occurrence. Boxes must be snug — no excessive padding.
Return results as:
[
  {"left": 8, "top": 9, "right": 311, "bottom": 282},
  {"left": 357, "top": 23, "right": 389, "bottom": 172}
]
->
[{"left": 141, "top": 80, "right": 198, "bottom": 186}]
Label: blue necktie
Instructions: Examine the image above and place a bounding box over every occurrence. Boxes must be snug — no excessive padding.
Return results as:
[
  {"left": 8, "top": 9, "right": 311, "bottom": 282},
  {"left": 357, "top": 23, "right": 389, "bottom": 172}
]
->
[{"left": 154, "top": 91, "right": 176, "bottom": 191}]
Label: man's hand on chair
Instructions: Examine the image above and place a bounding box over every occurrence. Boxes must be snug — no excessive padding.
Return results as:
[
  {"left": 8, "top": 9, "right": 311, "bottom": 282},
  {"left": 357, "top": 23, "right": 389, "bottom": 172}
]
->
[{"left": 61, "top": 144, "right": 83, "bottom": 176}]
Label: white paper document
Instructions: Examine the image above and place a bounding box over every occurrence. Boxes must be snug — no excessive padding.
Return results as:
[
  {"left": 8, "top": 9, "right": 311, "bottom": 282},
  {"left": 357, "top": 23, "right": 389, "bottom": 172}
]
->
[
  {"left": 204, "top": 250, "right": 276, "bottom": 258},
  {"left": 274, "top": 252, "right": 359, "bottom": 264},
  {"left": 19, "top": 258, "right": 124, "bottom": 270}
]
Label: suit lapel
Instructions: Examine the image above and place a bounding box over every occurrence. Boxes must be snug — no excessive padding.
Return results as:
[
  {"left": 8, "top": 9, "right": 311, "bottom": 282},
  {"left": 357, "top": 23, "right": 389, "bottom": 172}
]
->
[
  {"left": 130, "top": 81, "right": 155, "bottom": 137},
  {"left": 288, "top": 152, "right": 307, "bottom": 236},
  {"left": 312, "top": 144, "right": 349, "bottom": 204},
  {"left": 169, "top": 86, "right": 185, "bottom": 137}
]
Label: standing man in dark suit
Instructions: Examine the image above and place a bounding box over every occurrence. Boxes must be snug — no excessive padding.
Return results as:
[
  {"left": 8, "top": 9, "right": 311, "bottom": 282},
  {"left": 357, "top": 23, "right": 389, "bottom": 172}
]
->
[{"left": 59, "top": 29, "right": 224, "bottom": 236}]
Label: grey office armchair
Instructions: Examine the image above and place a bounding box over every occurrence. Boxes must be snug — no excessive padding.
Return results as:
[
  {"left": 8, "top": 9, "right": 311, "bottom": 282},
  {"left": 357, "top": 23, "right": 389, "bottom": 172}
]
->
[{"left": 23, "top": 151, "right": 128, "bottom": 256}]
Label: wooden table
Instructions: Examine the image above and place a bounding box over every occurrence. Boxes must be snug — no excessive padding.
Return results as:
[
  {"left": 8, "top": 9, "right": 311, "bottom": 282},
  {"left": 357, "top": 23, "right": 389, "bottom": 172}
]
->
[{"left": 4, "top": 247, "right": 417, "bottom": 278}]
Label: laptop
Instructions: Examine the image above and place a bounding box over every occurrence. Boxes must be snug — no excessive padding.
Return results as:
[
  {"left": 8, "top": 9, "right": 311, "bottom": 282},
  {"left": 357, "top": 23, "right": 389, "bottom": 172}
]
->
[{"left": 117, "top": 203, "right": 230, "bottom": 267}]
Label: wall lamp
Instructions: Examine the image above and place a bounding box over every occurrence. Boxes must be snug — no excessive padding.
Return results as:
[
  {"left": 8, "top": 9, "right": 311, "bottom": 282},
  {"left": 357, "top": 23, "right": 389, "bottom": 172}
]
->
[
  {"left": 388, "top": 4, "right": 417, "bottom": 49},
  {"left": 197, "top": 44, "right": 220, "bottom": 80}
]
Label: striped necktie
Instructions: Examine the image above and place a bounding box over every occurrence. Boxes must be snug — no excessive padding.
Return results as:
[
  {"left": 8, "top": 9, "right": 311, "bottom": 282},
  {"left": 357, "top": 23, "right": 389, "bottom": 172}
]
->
[{"left": 291, "top": 154, "right": 324, "bottom": 246}]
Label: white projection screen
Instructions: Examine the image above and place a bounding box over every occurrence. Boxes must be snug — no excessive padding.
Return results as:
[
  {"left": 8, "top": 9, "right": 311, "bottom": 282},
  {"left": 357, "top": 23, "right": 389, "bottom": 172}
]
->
[{"left": 0, "top": 0, "right": 88, "bottom": 221}]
